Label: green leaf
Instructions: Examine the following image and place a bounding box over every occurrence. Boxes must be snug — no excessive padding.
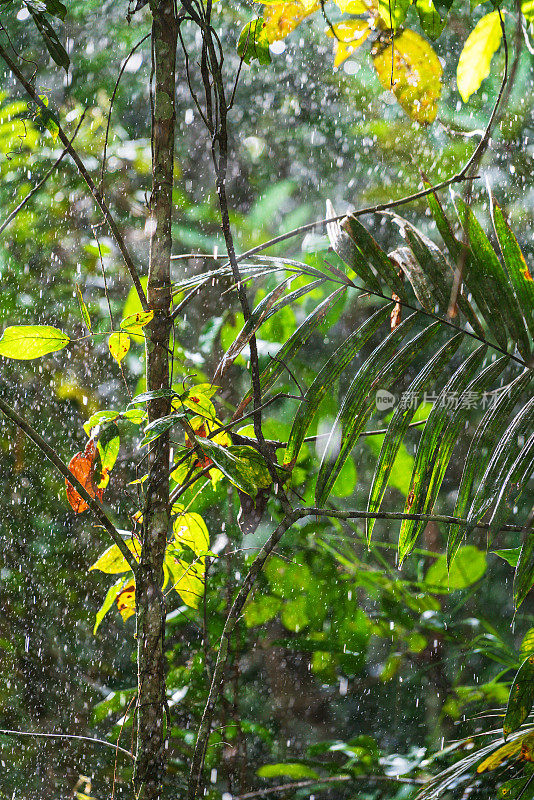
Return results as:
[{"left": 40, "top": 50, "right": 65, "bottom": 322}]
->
[
  {"left": 120, "top": 311, "right": 154, "bottom": 334},
  {"left": 140, "top": 412, "right": 186, "bottom": 446},
  {"left": 96, "top": 423, "right": 120, "bottom": 477},
  {"left": 89, "top": 537, "right": 140, "bottom": 574},
  {"left": 237, "top": 19, "right": 272, "bottom": 66},
  {"left": 75, "top": 284, "right": 91, "bottom": 332},
  {"left": 84, "top": 410, "right": 120, "bottom": 436},
  {"left": 464, "top": 395, "right": 534, "bottom": 546},
  {"left": 520, "top": 628, "right": 534, "bottom": 661},
  {"left": 27, "top": 4, "right": 70, "bottom": 70},
  {"left": 448, "top": 368, "right": 533, "bottom": 566},
  {"left": 377, "top": 0, "right": 411, "bottom": 28},
  {"left": 316, "top": 316, "right": 439, "bottom": 507},
  {"left": 367, "top": 333, "right": 464, "bottom": 543},
  {"left": 514, "top": 523, "right": 534, "bottom": 610},
  {"left": 424, "top": 546, "right": 487, "bottom": 592},
  {"left": 239, "top": 287, "right": 347, "bottom": 409},
  {"left": 257, "top": 763, "right": 320, "bottom": 780},
  {"left": 0, "top": 325, "right": 69, "bottom": 359},
  {"left": 491, "top": 200, "right": 534, "bottom": 342},
  {"left": 325, "top": 205, "right": 382, "bottom": 294},
  {"left": 128, "top": 388, "right": 177, "bottom": 406},
  {"left": 198, "top": 441, "right": 271, "bottom": 497},
  {"left": 522, "top": 0, "right": 534, "bottom": 22},
  {"left": 415, "top": 0, "right": 445, "bottom": 39},
  {"left": 398, "top": 345, "right": 490, "bottom": 563},
  {"left": 488, "top": 432, "right": 534, "bottom": 537},
  {"left": 93, "top": 577, "right": 128, "bottom": 635},
  {"left": 456, "top": 198, "right": 530, "bottom": 359},
  {"left": 493, "top": 548, "right": 522, "bottom": 568},
  {"left": 285, "top": 305, "right": 390, "bottom": 468},
  {"left": 457, "top": 11, "right": 503, "bottom": 102},
  {"left": 343, "top": 217, "right": 406, "bottom": 297},
  {"left": 401, "top": 224, "right": 485, "bottom": 338},
  {"left": 108, "top": 331, "right": 130, "bottom": 364},
  {"left": 244, "top": 595, "right": 283, "bottom": 627},
  {"left": 503, "top": 654, "right": 534, "bottom": 737},
  {"left": 388, "top": 246, "right": 436, "bottom": 310}
]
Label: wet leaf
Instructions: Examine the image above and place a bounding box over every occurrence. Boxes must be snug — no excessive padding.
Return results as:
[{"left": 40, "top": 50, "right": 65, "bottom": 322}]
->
[
  {"left": 371, "top": 29, "right": 443, "bottom": 125},
  {"left": 65, "top": 439, "right": 104, "bottom": 514},
  {"left": 520, "top": 628, "right": 534, "bottom": 661},
  {"left": 108, "top": 331, "right": 130, "bottom": 364},
  {"left": 89, "top": 537, "right": 140, "bottom": 574},
  {"left": 27, "top": 4, "right": 70, "bottom": 70},
  {"left": 504, "top": 655, "right": 534, "bottom": 737},
  {"left": 116, "top": 579, "right": 136, "bottom": 622},
  {"left": 415, "top": 0, "right": 445, "bottom": 39},
  {"left": 262, "top": 0, "right": 320, "bottom": 42},
  {"left": 0, "top": 325, "right": 69, "bottom": 359},
  {"left": 120, "top": 310, "right": 154, "bottom": 334},
  {"left": 493, "top": 548, "right": 522, "bottom": 568},
  {"left": 140, "top": 412, "right": 186, "bottom": 446},
  {"left": 457, "top": 11, "right": 502, "bottom": 102},
  {"left": 257, "top": 763, "right": 320, "bottom": 780},
  {"left": 238, "top": 19, "right": 272, "bottom": 65},
  {"left": 326, "top": 20, "right": 372, "bottom": 68},
  {"left": 377, "top": 0, "right": 411, "bottom": 29},
  {"left": 424, "top": 546, "right": 487, "bottom": 592},
  {"left": 75, "top": 284, "right": 91, "bottom": 332},
  {"left": 93, "top": 577, "right": 129, "bottom": 634}
]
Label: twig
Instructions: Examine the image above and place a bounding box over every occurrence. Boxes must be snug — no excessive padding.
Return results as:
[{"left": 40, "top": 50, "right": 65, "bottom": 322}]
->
[
  {"left": 100, "top": 33, "right": 151, "bottom": 196},
  {"left": 0, "top": 42, "right": 149, "bottom": 312},
  {"left": 0, "top": 111, "right": 86, "bottom": 235},
  {"left": 0, "top": 728, "right": 133, "bottom": 758},
  {"left": 232, "top": 772, "right": 426, "bottom": 799},
  {"left": 0, "top": 393, "right": 138, "bottom": 574}
]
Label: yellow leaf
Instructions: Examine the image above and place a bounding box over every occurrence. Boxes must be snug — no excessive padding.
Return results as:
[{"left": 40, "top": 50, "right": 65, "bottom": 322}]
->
[
  {"left": 120, "top": 310, "right": 154, "bottom": 334},
  {"left": 89, "top": 537, "right": 140, "bottom": 573},
  {"left": 477, "top": 735, "right": 525, "bottom": 772},
  {"left": 371, "top": 29, "right": 443, "bottom": 124},
  {"left": 165, "top": 506, "right": 211, "bottom": 608},
  {"left": 457, "top": 11, "right": 502, "bottom": 102},
  {"left": 116, "top": 579, "right": 136, "bottom": 622},
  {"left": 262, "top": 0, "right": 320, "bottom": 42},
  {"left": 333, "top": 0, "right": 374, "bottom": 12},
  {"left": 108, "top": 331, "right": 130, "bottom": 364},
  {"left": 172, "top": 506, "right": 210, "bottom": 555},
  {"left": 327, "top": 20, "right": 372, "bottom": 68}
]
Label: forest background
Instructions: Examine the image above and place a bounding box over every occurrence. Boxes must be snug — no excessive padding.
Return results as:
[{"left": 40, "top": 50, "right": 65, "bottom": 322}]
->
[{"left": 0, "top": 0, "right": 533, "bottom": 798}]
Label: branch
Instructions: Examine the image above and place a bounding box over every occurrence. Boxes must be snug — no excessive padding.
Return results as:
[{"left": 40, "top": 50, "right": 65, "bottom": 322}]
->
[
  {"left": 0, "top": 728, "right": 133, "bottom": 758},
  {"left": 0, "top": 393, "right": 139, "bottom": 574},
  {"left": 0, "top": 111, "right": 85, "bottom": 235},
  {"left": 188, "top": 514, "right": 298, "bottom": 800},
  {"left": 0, "top": 42, "right": 149, "bottom": 312},
  {"left": 226, "top": 27, "right": 510, "bottom": 270},
  {"left": 232, "top": 772, "right": 426, "bottom": 799}
]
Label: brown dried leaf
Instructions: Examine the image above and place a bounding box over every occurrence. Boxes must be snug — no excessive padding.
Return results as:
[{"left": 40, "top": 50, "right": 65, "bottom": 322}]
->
[{"left": 65, "top": 439, "right": 104, "bottom": 513}]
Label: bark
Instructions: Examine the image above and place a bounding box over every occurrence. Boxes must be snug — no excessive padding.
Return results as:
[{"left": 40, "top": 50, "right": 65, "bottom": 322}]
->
[{"left": 134, "top": 1, "right": 177, "bottom": 797}]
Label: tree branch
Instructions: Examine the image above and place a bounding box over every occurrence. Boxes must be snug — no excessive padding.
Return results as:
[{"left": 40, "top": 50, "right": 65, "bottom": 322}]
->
[
  {"left": 0, "top": 42, "right": 149, "bottom": 312},
  {"left": 0, "top": 110, "right": 86, "bottom": 235},
  {"left": 0, "top": 728, "right": 133, "bottom": 758},
  {"left": 0, "top": 393, "right": 138, "bottom": 574}
]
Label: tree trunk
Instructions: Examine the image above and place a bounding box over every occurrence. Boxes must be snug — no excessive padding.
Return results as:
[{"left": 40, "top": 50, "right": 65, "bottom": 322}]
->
[{"left": 134, "top": 1, "right": 177, "bottom": 797}]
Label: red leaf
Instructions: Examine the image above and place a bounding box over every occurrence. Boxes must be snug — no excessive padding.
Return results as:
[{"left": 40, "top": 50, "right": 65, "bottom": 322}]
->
[{"left": 65, "top": 439, "right": 104, "bottom": 513}]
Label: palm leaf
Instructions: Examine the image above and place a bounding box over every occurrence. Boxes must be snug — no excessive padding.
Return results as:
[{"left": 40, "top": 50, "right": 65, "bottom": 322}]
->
[
  {"left": 284, "top": 304, "right": 391, "bottom": 469},
  {"left": 447, "top": 368, "right": 533, "bottom": 566},
  {"left": 316, "top": 316, "right": 440, "bottom": 506},
  {"left": 398, "top": 345, "right": 489, "bottom": 563},
  {"left": 366, "top": 332, "right": 464, "bottom": 544}
]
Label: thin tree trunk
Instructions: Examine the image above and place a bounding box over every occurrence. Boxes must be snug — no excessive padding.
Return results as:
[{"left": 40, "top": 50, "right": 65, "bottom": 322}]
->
[{"left": 134, "top": 1, "right": 177, "bottom": 796}]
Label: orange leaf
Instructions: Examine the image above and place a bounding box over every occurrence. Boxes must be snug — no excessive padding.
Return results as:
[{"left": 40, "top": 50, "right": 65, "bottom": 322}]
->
[
  {"left": 65, "top": 439, "right": 104, "bottom": 513},
  {"left": 117, "top": 580, "right": 136, "bottom": 622}
]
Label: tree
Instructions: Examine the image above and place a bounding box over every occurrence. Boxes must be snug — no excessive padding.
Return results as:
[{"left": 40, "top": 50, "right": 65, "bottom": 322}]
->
[{"left": 0, "top": 0, "right": 532, "bottom": 798}]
